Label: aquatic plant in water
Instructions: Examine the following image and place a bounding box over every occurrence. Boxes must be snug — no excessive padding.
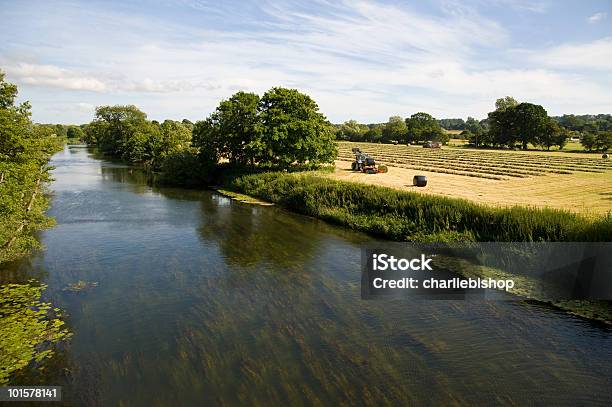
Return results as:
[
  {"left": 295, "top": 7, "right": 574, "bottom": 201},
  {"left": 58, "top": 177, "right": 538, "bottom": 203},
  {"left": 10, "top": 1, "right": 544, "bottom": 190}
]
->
[{"left": 0, "top": 282, "right": 71, "bottom": 384}]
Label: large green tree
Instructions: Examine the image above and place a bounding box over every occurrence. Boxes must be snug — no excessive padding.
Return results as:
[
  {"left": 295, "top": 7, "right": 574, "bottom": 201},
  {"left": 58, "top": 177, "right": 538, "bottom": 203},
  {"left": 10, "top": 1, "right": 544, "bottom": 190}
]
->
[
  {"left": 192, "top": 92, "right": 261, "bottom": 165},
  {"left": 258, "top": 87, "right": 337, "bottom": 167},
  {"left": 512, "top": 103, "right": 550, "bottom": 150}
]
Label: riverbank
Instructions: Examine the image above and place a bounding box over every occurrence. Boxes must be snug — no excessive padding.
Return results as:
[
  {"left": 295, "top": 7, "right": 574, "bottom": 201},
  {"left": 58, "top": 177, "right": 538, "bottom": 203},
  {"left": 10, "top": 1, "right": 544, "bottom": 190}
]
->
[
  {"left": 220, "top": 170, "right": 612, "bottom": 324},
  {"left": 222, "top": 171, "right": 612, "bottom": 242}
]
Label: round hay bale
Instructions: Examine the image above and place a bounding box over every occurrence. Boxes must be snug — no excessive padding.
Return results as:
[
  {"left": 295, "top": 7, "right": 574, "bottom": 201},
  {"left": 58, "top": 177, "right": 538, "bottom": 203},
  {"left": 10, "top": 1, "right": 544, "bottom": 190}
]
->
[
  {"left": 603, "top": 153, "right": 609, "bottom": 159},
  {"left": 413, "top": 175, "right": 427, "bottom": 187}
]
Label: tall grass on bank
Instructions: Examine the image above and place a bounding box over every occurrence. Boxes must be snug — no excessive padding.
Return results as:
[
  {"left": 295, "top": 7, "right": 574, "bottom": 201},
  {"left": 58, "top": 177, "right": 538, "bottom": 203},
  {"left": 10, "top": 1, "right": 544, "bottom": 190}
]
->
[{"left": 226, "top": 172, "right": 612, "bottom": 242}]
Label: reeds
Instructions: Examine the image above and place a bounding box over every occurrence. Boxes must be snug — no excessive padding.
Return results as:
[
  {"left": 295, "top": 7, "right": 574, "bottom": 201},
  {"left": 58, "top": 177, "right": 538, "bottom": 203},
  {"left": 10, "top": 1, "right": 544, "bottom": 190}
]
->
[{"left": 227, "top": 172, "right": 612, "bottom": 242}]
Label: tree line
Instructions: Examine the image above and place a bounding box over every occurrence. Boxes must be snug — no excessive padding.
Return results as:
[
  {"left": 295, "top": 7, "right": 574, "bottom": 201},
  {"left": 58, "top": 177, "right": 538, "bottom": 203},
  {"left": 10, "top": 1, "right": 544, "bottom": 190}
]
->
[
  {"left": 0, "top": 72, "right": 64, "bottom": 263},
  {"left": 82, "top": 87, "right": 338, "bottom": 184},
  {"left": 335, "top": 96, "right": 612, "bottom": 152}
]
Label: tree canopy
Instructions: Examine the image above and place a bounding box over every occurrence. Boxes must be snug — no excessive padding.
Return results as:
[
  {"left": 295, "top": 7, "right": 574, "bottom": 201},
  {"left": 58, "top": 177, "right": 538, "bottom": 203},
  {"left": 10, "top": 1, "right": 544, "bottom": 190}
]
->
[{"left": 193, "top": 87, "right": 337, "bottom": 169}]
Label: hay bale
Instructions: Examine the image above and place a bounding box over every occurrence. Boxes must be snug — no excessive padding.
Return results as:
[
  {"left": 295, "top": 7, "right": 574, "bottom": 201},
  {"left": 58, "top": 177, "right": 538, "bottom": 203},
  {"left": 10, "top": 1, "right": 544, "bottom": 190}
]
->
[{"left": 413, "top": 175, "right": 427, "bottom": 187}]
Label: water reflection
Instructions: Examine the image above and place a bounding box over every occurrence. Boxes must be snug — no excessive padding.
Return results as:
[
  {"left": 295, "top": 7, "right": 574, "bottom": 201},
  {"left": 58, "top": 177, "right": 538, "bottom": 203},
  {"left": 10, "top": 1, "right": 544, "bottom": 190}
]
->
[{"left": 1, "top": 145, "right": 610, "bottom": 406}]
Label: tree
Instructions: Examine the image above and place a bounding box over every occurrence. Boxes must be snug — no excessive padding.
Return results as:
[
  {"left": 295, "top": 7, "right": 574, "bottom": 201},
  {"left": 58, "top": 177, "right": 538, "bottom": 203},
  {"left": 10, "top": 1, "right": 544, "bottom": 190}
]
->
[
  {"left": 512, "top": 103, "right": 549, "bottom": 150},
  {"left": 258, "top": 87, "right": 336, "bottom": 167},
  {"left": 382, "top": 116, "right": 407, "bottom": 143},
  {"left": 66, "top": 126, "right": 84, "bottom": 141},
  {"left": 193, "top": 92, "right": 261, "bottom": 166},
  {"left": 0, "top": 71, "right": 62, "bottom": 261},
  {"left": 495, "top": 96, "right": 518, "bottom": 111},
  {"left": 465, "top": 116, "right": 484, "bottom": 147},
  {"left": 595, "top": 131, "right": 612, "bottom": 152},
  {"left": 536, "top": 119, "right": 561, "bottom": 151},
  {"left": 438, "top": 118, "right": 465, "bottom": 130},
  {"left": 581, "top": 133, "right": 597, "bottom": 151},
  {"left": 405, "top": 112, "right": 447, "bottom": 144},
  {"left": 555, "top": 128, "right": 570, "bottom": 150},
  {"left": 363, "top": 125, "right": 383, "bottom": 143},
  {"left": 337, "top": 120, "right": 368, "bottom": 141},
  {"left": 87, "top": 105, "right": 149, "bottom": 158}
]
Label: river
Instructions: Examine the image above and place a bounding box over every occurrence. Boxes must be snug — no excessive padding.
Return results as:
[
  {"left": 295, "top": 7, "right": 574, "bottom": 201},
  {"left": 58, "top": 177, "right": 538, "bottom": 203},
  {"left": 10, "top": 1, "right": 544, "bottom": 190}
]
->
[{"left": 1, "top": 145, "right": 611, "bottom": 406}]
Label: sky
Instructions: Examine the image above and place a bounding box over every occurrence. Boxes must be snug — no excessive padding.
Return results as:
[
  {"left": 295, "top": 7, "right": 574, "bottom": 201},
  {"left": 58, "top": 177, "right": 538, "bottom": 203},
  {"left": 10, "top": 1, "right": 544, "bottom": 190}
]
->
[{"left": 1, "top": 0, "right": 611, "bottom": 124}]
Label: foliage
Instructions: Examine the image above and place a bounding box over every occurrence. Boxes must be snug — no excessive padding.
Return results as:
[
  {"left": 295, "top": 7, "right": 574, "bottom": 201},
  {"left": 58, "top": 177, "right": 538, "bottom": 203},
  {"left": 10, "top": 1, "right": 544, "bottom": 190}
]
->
[
  {"left": 192, "top": 92, "right": 261, "bottom": 165},
  {"left": 66, "top": 125, "right": 84, "bottom": 141},
  {"left": 438, "top": 118, "right": 465, "bottom": 130},
  {"left": 335, "top": 120, "right": 369, "bottom": 141},
  {"left": 0, "top": 283, "right": 71, "bottom": 384},
  {"left": 85, "top": 106, "right": 191, "bottom": 169},
  {"left": 0, "top": 71, "right": 62, "bottom": 263},
  {"left": 227, "top": 172, "right": 612, "bottom": 242},
  {"left": 405, "top": 112, "right": 448, "bottom": 144},
  {"left": 258, "top": 87, "right": 337, "bottom": 167},
  {"left": 157, "top": 148, "right": 214, "bottom": 187},
  {"left": 581, "top": 133, "right": 597, "bottom": 151},
  {"left": 192, "top": 87, "right": 337, "bottom": 169},
  {"left": 381, "top": 116, "right": 406, "bottom": 143}
]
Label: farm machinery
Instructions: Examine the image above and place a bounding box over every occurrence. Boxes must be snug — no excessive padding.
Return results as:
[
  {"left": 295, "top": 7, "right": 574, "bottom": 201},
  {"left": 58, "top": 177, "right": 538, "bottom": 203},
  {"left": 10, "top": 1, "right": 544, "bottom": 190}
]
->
[{"left": 350, "top": 148, "right": 388, "bottom": 174}]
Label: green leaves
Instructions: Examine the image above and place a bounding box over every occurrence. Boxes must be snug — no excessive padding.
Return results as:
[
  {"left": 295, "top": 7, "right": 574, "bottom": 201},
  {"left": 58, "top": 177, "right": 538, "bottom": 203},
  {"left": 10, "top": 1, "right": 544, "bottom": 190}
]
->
[
  {"left": 0, "top": 282, "right": 72, "bottom": 385},
  {"left": 0, "top": 71, "right": 62, "bottom": 263},
  {"left": 193, "top": 87, "right": 337, "bottom": 170}
]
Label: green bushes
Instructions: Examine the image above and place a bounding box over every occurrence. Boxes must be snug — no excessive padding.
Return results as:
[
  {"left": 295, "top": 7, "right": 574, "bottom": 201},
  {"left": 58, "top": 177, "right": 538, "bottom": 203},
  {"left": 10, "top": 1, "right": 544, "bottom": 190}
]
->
[{"left": 227, "top": 172, "right": 612, "bottom": 242}]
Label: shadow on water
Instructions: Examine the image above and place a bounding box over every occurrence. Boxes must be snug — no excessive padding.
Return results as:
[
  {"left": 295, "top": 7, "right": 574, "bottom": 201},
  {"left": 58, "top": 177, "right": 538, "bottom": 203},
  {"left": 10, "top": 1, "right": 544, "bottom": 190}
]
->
[{"left": 1, "top": 145, "right": 611, "bottom": 406}]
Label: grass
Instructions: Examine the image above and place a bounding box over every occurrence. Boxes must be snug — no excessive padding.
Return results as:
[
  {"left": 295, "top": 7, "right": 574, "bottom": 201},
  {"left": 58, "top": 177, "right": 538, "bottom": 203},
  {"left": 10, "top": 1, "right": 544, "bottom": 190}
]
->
[{"left": 225, "top": 171, "right": 612, "bottom": 242}]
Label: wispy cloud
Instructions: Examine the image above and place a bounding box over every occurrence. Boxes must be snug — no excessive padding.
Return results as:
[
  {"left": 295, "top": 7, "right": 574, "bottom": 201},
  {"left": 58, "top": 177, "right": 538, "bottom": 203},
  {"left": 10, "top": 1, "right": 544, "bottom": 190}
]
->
[
  {"left": 1, "top": 0, "right": 611, "bottom": 123},
  {"left": 530, "top": 37, "right": 612, "bottom": 70},
  {"left": 588, "top": 12, "right": 607, "bottom": 24}
]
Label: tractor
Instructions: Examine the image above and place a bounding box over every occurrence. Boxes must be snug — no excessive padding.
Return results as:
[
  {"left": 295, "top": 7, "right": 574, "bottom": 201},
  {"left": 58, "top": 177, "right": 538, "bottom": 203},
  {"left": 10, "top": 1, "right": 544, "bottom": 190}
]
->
[{"left": 350, "top": 148, "right": 388, "bottom": 174}]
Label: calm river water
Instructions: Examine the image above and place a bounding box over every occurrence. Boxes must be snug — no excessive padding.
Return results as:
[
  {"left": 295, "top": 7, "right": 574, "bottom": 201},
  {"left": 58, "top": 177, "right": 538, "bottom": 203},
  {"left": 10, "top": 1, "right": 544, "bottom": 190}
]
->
[{"left": 1, "top": 145, "right": 611, "bottom": 406}]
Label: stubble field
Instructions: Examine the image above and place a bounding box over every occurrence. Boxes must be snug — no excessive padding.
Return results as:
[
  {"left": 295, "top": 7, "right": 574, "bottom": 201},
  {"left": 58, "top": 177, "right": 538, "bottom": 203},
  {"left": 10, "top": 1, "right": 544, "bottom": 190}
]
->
[{"left": 331, "top": 141, "right": 612, "bottom": 216}]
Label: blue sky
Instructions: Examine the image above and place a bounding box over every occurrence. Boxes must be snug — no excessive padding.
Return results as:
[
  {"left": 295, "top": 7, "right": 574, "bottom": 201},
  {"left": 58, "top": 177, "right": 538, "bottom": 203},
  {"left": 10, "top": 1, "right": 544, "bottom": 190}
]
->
[{"left": 1, "top": 0, "right": 611, "bottom": 124}]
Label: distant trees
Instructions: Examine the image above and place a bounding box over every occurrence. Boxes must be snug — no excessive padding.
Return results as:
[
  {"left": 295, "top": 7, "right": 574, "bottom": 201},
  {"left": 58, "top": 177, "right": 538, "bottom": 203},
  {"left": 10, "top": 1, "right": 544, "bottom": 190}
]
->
[
  {"left": 486, "top": 98, "right": 568, "bottom": 150},
  {"left": 85, "top": 105, "right": 191, "bottom": 168},
  {"left": 438, "top": 118, "right": 465, "bottom": 130},
  {"left": 382, "top": 116, "right": 407, "bottom": 143},
  {"left": 582, "top": 131, "right": 612, "bottom": 152},
  {"left": 405, "top": 112, "right": 448, "bottom": 144},
  {"left": 66, "top": 125, "right": 84, "bottom": 141},
  {"left": 192, "top": 87, "right": 337, "bottom": 169},
  {"left": 336, "top": 120, "right": 369, "bottom": 141}
]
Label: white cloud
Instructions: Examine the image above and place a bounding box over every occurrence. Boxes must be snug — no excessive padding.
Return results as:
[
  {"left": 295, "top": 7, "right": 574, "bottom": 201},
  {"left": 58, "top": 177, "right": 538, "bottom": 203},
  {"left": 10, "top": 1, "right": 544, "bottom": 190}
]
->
[
  {"left": 588, "top": 12, "right": 607, "bottom": 24},
  {"left": 2, "top": 0, "right": 611, "bottom": 123},
  {"left": 530, "top": 37, "right": 612, "bottom": 70}
]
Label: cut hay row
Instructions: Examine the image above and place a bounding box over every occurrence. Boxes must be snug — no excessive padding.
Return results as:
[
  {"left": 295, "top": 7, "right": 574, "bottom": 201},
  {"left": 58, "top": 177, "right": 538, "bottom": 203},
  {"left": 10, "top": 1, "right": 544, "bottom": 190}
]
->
[
  {"left": 340, "top": 148, "right": 598, "bottom": 172},
  {"left": 339, "top": 142, "right": 612, "bottom": 170},
  {"left": 338, "top": 146, "right": 610, "bottom": 171},
  {"left": 337, "top": 158, "right": 505, "bottom": 180},
  {"left": 339, "top": 149, "right": 572, "bottom": 175},
  {"left": 337, "top": 152, "right": 533, "bottom": 178},
  {"left": 337, "top": 142, "right": 612, "bottom": 179}
]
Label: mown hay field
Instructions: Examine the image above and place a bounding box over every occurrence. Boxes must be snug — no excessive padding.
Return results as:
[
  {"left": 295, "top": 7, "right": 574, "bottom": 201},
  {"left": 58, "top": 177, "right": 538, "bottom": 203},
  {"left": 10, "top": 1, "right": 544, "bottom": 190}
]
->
[{"left": 332, "top": 141, "right": 612, "bottom": 216}]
